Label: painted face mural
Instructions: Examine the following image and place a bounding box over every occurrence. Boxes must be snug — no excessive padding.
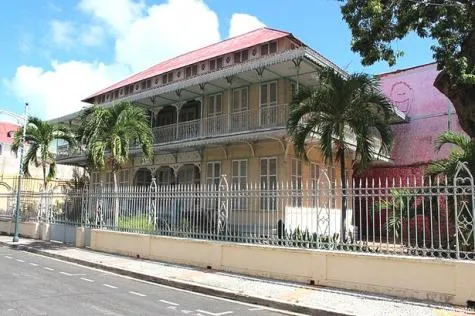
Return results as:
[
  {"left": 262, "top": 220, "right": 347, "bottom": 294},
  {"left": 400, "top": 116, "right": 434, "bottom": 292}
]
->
[{"left": 389, "top": 81, "right": 414, "bottom": 114}]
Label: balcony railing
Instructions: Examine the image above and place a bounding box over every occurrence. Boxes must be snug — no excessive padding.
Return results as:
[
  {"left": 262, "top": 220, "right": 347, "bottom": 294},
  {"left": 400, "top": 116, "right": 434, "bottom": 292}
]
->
[
  {"left": 152, "top": 104, "right": 288, "bottom": 144},
  {"left": 56, "top": 104, "right": 288, "bottom": 160}
]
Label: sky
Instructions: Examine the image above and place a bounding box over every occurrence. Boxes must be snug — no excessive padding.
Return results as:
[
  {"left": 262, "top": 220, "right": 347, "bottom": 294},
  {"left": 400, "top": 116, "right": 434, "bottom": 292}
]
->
[{"left": 0, "top": 0, "right": 436, "bottom": 122}]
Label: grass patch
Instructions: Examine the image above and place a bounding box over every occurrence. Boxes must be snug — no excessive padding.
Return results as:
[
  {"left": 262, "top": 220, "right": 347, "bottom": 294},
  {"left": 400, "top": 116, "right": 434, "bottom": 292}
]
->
[{"left": 118, "top": 215, "right": 154, "bottom": 233}]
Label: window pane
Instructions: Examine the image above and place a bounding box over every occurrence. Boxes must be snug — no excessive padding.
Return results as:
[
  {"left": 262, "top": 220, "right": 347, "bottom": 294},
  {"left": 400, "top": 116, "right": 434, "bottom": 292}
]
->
[
  {"left": 233, "top": 90, "right": 240, "bottom": 111},
  {"left": 269, "top": 158, "right": 277, "bottom": 175},
  {"left": 270, "top": 82, "right": 277, "bottom": 103},
  {"left": 241, "top": 88, "right": 248, "bottom": 109},
  {"left": 242, "top": 50, "right": 249, "bottom": 61},
  {"left": 270, "top": 42, "right": 277, "bottom": 54},
  {"left": 214, "top": 162, "right": 220, "bottom": 177},
  {"left": 261, "top": 44, "right": 268, "bottom": 56},
  {"left": 234, "top": 52, "right": 240, "bottom": 63},
  {"left": 240, "top": 161, "right": 247, "bottom": 176},
  {"left": 260, "top": 84, "right": 267, "bottom": 104},
  {"left": 260, "top": 159, "right": 267, "bottom": 176},
  {"left": 232, "top": 161, "right": 238, "bottom": 176}
]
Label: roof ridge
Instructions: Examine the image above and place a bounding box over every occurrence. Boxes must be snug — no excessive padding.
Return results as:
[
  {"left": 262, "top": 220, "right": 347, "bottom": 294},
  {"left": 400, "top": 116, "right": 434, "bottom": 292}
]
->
[
  {"left": 83, "top": 27, "right": 291, "bottom": 101},
  {"left": 88, "top": 26, "right": 291, "bottom": 100},
  {"left": 377, "top": 62, "right": 437, "bottom": 77}
]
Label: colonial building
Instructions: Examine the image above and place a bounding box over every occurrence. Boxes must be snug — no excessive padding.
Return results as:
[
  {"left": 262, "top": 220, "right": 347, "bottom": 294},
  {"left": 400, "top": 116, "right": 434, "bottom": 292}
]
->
[{"left": 54, "top": 28, "right": 404, "bottom": 190}]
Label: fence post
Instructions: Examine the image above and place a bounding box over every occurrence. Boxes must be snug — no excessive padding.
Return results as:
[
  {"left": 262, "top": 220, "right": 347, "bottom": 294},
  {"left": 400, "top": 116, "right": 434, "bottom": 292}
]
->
[
  {"left": 218, "top": 174, "right": 229, "bottom": 240},
  {"left": 453, "top": 162, "right": 475, "bottom": 259},
  {"left": 149, "top": 177, "right": 157, "bottom": 231}
]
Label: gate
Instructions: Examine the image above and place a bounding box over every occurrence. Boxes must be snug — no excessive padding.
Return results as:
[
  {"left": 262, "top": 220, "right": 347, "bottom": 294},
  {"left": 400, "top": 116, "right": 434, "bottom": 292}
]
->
[{"left": 49, "top": 222, "right": 77, "bottom": 244}]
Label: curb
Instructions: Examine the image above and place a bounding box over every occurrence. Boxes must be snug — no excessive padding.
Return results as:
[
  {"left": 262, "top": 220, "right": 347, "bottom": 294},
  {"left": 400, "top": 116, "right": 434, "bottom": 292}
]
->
[{"left": 1, "top": 241, "right": 351, "bottom": 316}]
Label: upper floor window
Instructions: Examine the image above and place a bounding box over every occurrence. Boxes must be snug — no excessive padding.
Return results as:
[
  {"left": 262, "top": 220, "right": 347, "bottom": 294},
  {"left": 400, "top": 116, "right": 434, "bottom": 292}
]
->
[
  {"left": 185, "top": 65, "right": 198, "bottom": 78},
  {"left": 162, "top": 72, "right": 173, "bottom": 84},
  {"left": 234, "top": 50, "right": 249, "bottom": 63},
  {"left": 261, "top": 41, "right": 277, "bottom": 56},
  {"left": 209, "top": 57, "right": 223, "bottom": 71},
  {"left": 233, "top": 87, "right": 248, "bottom": 112},
  {"left": 208, "top": 94, "right": 222, "bottom": 116}
]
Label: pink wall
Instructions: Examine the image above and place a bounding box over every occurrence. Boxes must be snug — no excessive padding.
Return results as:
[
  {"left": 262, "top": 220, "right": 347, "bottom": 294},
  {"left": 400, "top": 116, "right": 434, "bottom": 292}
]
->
[{"left": 379, "top": 63, "right": 464, "bottom": 167}]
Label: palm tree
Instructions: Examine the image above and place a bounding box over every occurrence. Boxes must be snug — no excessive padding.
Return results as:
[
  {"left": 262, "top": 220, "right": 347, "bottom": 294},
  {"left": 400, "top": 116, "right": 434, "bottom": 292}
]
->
[
  {"left": 287, "top": 67, "right": 393, "bottom": 241},
  {"left": 77, "top": 102, "right": 153, "bottom": 226},
  {"left": 10, "top": 117, "right": 75, "bottom": 190},
  {"left": 427, "top": 131, "right": 475, "bottom": 178}
]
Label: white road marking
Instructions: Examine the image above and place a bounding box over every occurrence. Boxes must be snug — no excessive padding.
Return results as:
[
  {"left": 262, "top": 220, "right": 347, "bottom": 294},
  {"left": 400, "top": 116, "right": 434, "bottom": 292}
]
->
[
  {"left": 249, "top": 307, "right": 265, "bottom": 311},
  {"left": 5, "top": 256, "right": 12, "bottom": 259},
  {"left": 159, "top": 299, "right": 179, "bottom": 306},
  {"left": 44, "top": 267, "right": 54, "bottom": 271},
  {"left": 195, "top": 310, "right": 233, "bottom": 316},
  {"left": 29, "top": 263, "right": 38, "bottom": 266},
  {"left": 103, "top": 284, "right": 117, "bottom": 289},
  {"left": 80, "top": 277, "right": 94, "bottom": 282},
  {"left": 181, "top": 310, "right": 193, "bottom": 314},
  {"left": 15, "top": 259, "right": 24, "bottom": 262},
  {"left": 60, "top": 272, "right": 86, "bottom": 276},
  {"left": 129, "top": 291, "right": 146, "bottom": 297}
]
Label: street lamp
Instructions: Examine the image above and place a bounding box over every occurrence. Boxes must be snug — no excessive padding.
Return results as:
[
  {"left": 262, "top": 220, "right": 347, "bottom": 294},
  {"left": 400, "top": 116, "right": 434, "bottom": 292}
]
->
[{"left": 0, "top": 103, "right": 29, "bottom": 242}]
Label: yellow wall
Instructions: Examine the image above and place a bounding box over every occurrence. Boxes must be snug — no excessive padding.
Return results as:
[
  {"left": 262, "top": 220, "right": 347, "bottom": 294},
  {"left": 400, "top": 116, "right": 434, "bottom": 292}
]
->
[{"left": 90, "top": 229, "right": 475, "bottom": 306}]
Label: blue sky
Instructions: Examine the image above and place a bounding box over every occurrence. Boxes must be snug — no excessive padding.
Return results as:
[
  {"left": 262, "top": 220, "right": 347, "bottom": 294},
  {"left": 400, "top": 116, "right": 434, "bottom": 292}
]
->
[{"left": 0, "top": 0, "right": 435, "bottom": 121}]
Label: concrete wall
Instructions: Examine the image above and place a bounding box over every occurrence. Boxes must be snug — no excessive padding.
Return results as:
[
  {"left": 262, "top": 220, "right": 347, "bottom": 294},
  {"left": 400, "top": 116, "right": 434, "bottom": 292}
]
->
[
  {"left": 90, "top": 229, "right": 474, "bottom": 306},
  {"left": 0, "top": 219, "right": 44, "bottom": 239}
]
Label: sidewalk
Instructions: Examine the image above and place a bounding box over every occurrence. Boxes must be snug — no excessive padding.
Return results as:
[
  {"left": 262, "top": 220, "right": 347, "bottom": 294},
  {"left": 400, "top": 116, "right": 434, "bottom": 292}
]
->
[{"left": 0, "top": 236, "right": 471, "bottom": 316}]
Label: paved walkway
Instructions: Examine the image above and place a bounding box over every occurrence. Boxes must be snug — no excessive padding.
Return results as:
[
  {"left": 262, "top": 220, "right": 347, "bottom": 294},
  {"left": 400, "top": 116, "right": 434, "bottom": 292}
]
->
[{"left": 0, "top": 236, "right": 471, "bottom": 316}]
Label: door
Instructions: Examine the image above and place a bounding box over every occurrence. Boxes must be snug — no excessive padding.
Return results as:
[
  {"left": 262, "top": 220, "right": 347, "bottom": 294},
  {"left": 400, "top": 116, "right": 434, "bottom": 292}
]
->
[
  {"left": 260, "top": 81, "right": 278, "bottom": 127},
  {"left": 232, "top": 87, "right": 249, "bottom": 131},
  {"left": 207, "top": 94, "right": 223, "bottom": 134}
]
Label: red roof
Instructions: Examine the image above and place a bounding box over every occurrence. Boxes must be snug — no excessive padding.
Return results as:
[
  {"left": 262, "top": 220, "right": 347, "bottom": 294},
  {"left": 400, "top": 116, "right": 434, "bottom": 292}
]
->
[
  {"left": 0, "top": 122, "right": 20, "bottom": 144},
  {"left": 83, "top": 27, "right": 292, "bottom": 102}
]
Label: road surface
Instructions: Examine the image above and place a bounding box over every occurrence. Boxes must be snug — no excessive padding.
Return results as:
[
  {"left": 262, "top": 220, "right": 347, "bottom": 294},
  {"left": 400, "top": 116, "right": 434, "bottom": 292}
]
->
[{"left": 0, "top": 245, "right": 297, "bottom": 316}]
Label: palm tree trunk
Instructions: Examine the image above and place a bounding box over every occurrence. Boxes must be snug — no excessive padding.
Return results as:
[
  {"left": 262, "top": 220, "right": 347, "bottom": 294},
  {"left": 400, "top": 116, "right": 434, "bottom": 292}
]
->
[
  {"left": 339, "top": 149, "right": 347, "bottom": 242},
  {"left": 42, "top": 164, "right": 47, "bottom": 190},
  {"left": 113, "top": 170, "right": 119, "bottom": 227}
]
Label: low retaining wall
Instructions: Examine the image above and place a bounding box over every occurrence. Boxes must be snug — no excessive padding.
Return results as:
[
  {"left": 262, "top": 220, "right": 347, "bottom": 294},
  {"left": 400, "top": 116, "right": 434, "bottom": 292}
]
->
[
  {"left": 91, "top": 229, "right": 475, "bottom": 306},
  {"left": 0, "top": 219, "right": 43, "bottom": 239}
]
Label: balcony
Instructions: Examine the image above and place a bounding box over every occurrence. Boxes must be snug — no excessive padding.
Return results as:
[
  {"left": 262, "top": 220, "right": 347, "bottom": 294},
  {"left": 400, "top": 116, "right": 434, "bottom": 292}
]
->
[{"left": 152, "top": 103, "right": 288, "bottom": 144}]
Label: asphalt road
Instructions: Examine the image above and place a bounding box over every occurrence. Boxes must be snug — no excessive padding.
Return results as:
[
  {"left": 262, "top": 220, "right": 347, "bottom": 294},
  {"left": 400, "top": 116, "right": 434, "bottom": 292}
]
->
[{"left": 0, "top": 246, "right": 297, "bottom": 316}]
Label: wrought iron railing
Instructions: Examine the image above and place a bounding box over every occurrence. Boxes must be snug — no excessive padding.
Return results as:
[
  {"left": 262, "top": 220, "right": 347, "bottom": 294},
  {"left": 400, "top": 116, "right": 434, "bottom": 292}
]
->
[
  {"left": 2, "top": 163, "right": 473, "bottom": 260},
  {"left": 151, "top": 104, "right": 288, "bottom": 144}
]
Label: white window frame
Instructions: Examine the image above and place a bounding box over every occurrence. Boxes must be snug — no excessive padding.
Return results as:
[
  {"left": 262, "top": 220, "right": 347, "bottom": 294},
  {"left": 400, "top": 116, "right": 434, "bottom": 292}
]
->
[
  {"left": 291, "top": 158, "right": 302, "bottom": 207},
  {"left": 259, "top": 81, "right": 278, "bottom": 126},
  {"left": 260, "top": 41, "right": 278, "bottom": 56},
  {"left": 233, "top": 49, "right": 249, "bottom": 63},
  {"left": 260, "top": 157, "right": 278, "bottom": 211},
  {"left": 208, "top": 93, "right": 223, "bottom": 117},
  {"left": 206, "top": 161, "right": 221, "bottom": 187},
  {"left": 232, "top": 87, "right": 249, "bottom": 112},
  {"left": 232, "top": 159, "right": 248, "bottom": 211},
  {"left": 259, "top": 81, "right": 278, "bottom": 108}
]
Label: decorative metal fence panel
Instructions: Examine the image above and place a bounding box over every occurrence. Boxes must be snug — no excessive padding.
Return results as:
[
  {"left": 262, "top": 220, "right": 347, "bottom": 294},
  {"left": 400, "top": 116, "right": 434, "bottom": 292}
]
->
[
  {"left": 79, "top": 163, "right": 475, "bottom": 260},
  {"left": 1, "top": 163, "right": 474, "bottom": 260}
]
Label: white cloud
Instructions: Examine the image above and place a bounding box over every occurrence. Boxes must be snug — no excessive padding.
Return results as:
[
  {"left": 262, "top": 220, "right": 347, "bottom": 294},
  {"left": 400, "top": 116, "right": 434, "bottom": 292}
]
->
[
  {"left": 228, "top": 13, "right": 265, "bottom": 38},
  {"left": 78, "top": 0, "right": 145, "bottom": 34},
  {"left": 114, "top": 0, "right": 220, "bottom": 72},
  {"left": 50, "top": 20, "right": 75, "bottom": 48},
  {"left": 3, "top": 61, "right": 129, "bottom": 119},
  {"left": 80, "top": 25, "right": 105, "bottom": 46},
  {"left": 5, "top": 0, "right": 266, "bottom": 120}
]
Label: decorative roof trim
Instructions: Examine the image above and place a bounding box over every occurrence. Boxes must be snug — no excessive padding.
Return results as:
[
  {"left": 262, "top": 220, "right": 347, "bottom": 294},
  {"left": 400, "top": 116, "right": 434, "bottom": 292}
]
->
[{"left": 93, "top": 47, "right": 344, "bottom": 107}]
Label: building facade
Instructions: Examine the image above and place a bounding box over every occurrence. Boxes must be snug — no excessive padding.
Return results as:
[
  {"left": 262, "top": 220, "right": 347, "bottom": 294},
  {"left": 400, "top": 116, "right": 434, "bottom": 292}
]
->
[{"left": 53, "top": 28, "right": 405, "bottom": 235}]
